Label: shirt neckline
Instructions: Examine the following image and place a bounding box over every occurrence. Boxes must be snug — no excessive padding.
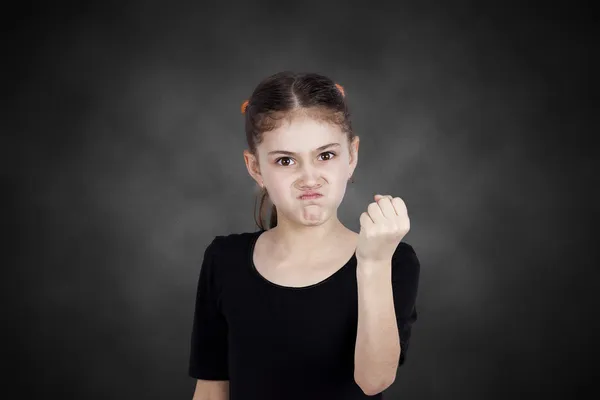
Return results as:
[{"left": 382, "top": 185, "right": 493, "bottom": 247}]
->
[{"left": 248, "top": 229, "right": 356, "bottom": 290}]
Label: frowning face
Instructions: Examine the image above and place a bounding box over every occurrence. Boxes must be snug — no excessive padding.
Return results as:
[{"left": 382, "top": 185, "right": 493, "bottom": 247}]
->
[{"left": 250, "top": 116, "right": 359, "bottom": 227}]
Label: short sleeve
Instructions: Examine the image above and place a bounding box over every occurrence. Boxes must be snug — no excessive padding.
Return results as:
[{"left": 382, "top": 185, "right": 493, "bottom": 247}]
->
[
  {"left": 188, "top": 237, "right": 229, "bottom": 380},
  {"left": 391, "top": 242, "right": 421, "bottom": 366}
]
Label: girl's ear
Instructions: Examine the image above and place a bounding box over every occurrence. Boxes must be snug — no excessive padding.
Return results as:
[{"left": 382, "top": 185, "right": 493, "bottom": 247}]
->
[
  {"left": 243, "top": 149, "right": 262, "bottom": 182},
  {"left": 350, "top": 136, "right": 360, "bottom": 167}
]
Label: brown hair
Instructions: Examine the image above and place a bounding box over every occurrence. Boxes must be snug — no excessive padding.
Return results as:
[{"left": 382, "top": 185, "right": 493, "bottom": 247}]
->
[{"left": 241, "top": 71, "right": 356, "bottom": 230}]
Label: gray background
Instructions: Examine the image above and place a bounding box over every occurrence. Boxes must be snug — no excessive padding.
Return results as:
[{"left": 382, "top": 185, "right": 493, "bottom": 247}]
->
[{"left": 6, "top": 1, "right": 596, "bottom": 399}]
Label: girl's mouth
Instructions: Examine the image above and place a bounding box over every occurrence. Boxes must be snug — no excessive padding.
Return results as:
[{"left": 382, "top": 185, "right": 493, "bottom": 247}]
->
[{"left": 299, "top": 193, "right": 323, "bottom": 200}]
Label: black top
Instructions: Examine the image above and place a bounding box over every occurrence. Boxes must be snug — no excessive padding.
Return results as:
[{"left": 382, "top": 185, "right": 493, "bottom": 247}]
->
[{"left": 188, "top": 229, "right": 420, "bottom": 400}]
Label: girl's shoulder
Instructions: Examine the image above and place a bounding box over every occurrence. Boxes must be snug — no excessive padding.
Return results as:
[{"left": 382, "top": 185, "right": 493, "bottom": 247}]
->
[
  {"left": 393, "top": 241, "right": 418, "bottom": 261},
  {"left": 205, "top": 229, "right": 263, "bottom": 259},
  {"left": 392, "top": 241, "right": 420, "bottom": 281}
]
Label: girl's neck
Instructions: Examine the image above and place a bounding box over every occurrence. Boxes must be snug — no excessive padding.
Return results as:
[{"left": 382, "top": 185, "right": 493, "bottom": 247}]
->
[{"left": 268, "top": 218, "right": 351, "bottom": 257}]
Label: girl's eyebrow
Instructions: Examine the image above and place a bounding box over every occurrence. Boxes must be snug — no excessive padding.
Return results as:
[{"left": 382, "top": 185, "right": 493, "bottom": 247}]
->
[{"left": 268, "top": 143, "right": 341, "bottom": 156}]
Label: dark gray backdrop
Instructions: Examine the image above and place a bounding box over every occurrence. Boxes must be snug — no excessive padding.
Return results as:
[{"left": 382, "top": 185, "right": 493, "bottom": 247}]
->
[{"left": 6, "top": 1, "right": 596, "bottom": 399}]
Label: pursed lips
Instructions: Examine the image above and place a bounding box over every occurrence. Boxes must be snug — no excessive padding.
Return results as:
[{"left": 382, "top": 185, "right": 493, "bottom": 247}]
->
[{"left": 298, "top": 191, "right": 323, "bottom": 199}]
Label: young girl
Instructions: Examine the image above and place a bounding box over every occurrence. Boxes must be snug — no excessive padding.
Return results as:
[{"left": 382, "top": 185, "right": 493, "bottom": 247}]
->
[{"left": 189, "top": 71, "right": 420, "bottom": 400}]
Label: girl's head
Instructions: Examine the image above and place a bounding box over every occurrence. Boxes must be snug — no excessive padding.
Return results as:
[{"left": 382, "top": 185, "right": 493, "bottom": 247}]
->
[{"left": 242, "top": 71, "right": 359, "bottom": 231}]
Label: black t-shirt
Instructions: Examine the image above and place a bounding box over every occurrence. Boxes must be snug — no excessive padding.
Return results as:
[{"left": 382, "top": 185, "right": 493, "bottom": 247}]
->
[{"left": 188, "top": 229, "right": 420, "bottom": 400}]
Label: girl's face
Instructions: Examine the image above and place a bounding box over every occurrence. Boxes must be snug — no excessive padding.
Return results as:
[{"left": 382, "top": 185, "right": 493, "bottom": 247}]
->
[{"left": 247, "top": 117, "right": 359, "bottom": 227}]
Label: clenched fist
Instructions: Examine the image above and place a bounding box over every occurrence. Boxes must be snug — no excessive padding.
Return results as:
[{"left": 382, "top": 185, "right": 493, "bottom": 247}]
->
[{"left": 355, "top": 194, "right": 410, "bottom": 264}]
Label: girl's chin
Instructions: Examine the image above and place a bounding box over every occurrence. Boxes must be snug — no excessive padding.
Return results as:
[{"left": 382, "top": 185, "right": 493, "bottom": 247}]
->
[
  {"left": 273, "top": 206, "right": 328, "bottom": 223},
  {"left": 300, "top": 206, "right": 327, "bottom": 222}
]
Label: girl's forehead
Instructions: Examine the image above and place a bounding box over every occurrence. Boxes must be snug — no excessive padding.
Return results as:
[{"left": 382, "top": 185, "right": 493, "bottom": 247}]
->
[{"left": 263, "top": 118, "right": 345, "bottom": 147}]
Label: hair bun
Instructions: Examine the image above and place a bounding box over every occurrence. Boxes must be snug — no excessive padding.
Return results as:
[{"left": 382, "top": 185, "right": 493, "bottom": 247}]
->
[
  {"left": 335, "top": 83, "right": 345, "bottom": 97},
  {"left": 241, "top": 99, "right": 249, "bottom": 114}
]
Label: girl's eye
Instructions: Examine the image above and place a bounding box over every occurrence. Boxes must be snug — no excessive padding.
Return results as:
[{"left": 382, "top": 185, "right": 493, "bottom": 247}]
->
[
  {"left": 275, "top": 151, "right": 336, "bottom": 166},
  {"left": 319, "top": 151, "right": 335, "bottom": 161}
]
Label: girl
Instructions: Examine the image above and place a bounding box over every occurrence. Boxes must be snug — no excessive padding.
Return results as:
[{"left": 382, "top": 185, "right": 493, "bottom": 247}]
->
[{"left": 189, "top": 71, "right": 420, "bottom": 400}]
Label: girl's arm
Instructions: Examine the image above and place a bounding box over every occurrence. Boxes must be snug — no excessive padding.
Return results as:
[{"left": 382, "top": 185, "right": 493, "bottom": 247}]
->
[{"left": 192, "top": 379, "right": 229, "bottom": 400}]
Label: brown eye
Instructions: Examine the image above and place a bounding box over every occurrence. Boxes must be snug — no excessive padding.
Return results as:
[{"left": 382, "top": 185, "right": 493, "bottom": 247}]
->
[
  {"left": 276, "top": 157, "right": 293, "bottom": 166},
  {"left": 319, "top": 151, "right": 336, "bottom": 161}
]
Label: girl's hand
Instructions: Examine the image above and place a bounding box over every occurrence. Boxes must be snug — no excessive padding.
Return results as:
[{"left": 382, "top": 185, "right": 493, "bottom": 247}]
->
[{"left": 356, "top": 194, "right": 410, "bottom": 264}]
